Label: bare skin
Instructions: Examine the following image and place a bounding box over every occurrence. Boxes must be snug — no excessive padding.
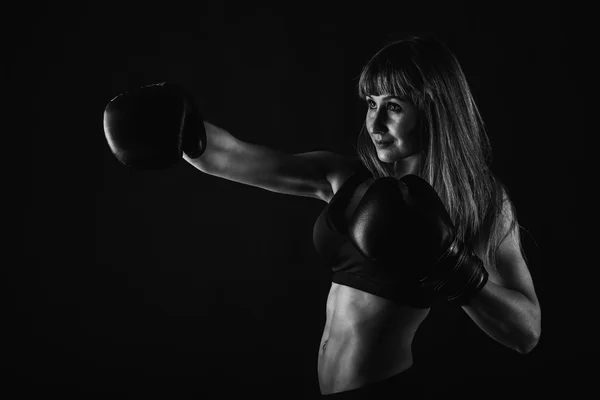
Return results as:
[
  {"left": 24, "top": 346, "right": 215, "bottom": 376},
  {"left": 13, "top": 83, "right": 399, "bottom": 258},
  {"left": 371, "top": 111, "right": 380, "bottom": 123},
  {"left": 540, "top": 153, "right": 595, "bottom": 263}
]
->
[
  {"left": 317, "top": 239, "right": 489, "bottom": 394},
  {"left": 186, "top": 94, "right": 432, "bottom": 394},
  {"left": 314, "top": 93, "right": 538, "bottom": 393},
  {"left": 318, "top": 94, "right": 432, "bottom": 394},
  {"left": 315, "top": 179, "right": 488, "bottom": 394},
  {"left": 317, "top": 282, "right": 429, "bottom": 393},
  {"left": 315, "top": 172, "right": 430, "bottom": 394},
  {"left": 183, "top": 92, "right": 539, "bottom": 395},
  {"left": 315, "top": 174, "right": 489, "bottom": 393}
]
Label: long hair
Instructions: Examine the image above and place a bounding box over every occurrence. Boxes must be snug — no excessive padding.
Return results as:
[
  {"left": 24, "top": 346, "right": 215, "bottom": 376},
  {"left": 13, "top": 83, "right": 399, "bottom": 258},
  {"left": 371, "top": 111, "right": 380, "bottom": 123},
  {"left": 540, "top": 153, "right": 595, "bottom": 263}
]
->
[{"left": 355, "top": 35, "right": 526, "bottom": 272}]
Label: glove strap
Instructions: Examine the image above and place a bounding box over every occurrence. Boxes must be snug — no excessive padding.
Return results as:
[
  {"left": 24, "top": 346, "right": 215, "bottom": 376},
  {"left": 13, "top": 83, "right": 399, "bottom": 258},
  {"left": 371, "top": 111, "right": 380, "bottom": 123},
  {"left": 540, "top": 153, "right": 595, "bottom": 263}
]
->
[
  {"left": 436, "top": 240, "right": 489, "bottom": 306},
  {"left": 180, "top": 90, "right": 207, "bottom": 159}
]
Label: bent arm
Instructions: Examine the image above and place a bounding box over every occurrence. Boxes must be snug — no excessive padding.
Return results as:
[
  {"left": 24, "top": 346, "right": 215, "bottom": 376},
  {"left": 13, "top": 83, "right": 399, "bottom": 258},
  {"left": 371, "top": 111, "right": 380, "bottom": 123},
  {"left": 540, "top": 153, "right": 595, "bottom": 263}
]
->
[
  {"left": 462, "top": 193, "right": 541, "bottom": 354},
  {"left": 463, "top": 282, "right": 540, "bottom": 354},
  {"left": 183, "top": 121, "right": 358, "bottom": 202}
]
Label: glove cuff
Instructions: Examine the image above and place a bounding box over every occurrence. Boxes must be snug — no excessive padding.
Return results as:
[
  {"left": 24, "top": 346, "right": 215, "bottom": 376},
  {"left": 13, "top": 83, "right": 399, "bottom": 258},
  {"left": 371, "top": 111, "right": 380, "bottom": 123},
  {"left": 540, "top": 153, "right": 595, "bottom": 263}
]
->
[
  {"left": 180, "top": 89, "right": 207, "bottom": 159},
  {"left": 436, "top": 240, "right": 489, "bottom": 306}
]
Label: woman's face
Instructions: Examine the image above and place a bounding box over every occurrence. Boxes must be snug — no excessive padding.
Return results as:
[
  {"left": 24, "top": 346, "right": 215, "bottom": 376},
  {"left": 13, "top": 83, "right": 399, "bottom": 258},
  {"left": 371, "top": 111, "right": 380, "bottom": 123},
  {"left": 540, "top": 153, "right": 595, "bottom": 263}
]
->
[{"left": 364, "top": 94, "right": 421, "bottom": 164}]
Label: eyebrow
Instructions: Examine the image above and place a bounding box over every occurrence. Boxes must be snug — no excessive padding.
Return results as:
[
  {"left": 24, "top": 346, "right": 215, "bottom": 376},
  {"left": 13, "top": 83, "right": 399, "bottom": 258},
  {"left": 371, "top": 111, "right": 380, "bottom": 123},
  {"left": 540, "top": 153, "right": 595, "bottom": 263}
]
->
[{"left": 366, "top": 95, "right": 406, "bottom": 102}]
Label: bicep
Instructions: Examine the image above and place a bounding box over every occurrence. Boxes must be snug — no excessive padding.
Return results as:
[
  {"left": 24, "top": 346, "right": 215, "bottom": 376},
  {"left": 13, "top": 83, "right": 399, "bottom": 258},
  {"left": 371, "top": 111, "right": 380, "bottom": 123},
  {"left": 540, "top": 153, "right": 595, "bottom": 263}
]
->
[
  {"left": 492, "top": 232, "right": 538, "bottom": 304},
  {"left": 184, "top": 123, "right": 356, "bottom": 201},
  {"left": 488, "top": 195, "right": 539, "bottom": 306}
]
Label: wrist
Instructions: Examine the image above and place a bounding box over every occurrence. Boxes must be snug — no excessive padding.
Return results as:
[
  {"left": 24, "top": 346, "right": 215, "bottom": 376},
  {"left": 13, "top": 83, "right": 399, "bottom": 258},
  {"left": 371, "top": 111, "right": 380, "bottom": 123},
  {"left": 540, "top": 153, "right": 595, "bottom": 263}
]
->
[
  {"left": 181, "top": 92, "right": 207, "bottom": 159},
  {"left": 435, "top": 240, "right": 489, "bottom": 305}
]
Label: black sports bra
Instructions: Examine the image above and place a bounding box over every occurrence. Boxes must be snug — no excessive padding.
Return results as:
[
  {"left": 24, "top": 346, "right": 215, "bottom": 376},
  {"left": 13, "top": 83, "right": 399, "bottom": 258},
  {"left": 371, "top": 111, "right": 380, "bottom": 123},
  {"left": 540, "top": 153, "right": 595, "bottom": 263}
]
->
[{"left": 312, "top": 165, "right": 434, "bottom": 309}]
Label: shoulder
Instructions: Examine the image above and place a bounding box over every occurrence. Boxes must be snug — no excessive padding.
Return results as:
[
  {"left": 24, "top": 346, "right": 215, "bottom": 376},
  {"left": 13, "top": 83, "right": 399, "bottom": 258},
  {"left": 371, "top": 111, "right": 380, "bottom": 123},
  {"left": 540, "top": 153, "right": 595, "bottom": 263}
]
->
[
  {"left": 321, "top": 154, "right": 367, "bottom": 202},
  {"left": 481, "top": 178, "right": 526, "bottom": 270},
  {"left": 486, "top": 184, "right": 538, "bottom": 307},
  {"left": 470, "top": 178, "right": 519, "bottom": 257},
  {"left": 497, "top": 181, "right": 520, "bottom": 241}
]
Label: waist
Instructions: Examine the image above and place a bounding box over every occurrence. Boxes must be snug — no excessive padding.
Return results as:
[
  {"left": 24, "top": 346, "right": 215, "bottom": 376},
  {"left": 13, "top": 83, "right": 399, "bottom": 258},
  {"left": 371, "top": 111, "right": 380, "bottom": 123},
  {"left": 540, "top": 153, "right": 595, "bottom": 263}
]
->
[
  {"left": 318, "top": 284, "right": 429, "bottom": 394},
  {"left": 318, "top": 329, "right": 414, "bottom": 394}
]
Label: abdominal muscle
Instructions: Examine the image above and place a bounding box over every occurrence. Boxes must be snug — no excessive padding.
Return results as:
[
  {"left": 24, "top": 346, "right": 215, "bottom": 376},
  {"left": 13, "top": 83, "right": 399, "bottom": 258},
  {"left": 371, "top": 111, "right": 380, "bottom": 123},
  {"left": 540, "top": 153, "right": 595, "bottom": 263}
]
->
[{"left": 317, "top": 282, "right": 430, "bottom": 395}]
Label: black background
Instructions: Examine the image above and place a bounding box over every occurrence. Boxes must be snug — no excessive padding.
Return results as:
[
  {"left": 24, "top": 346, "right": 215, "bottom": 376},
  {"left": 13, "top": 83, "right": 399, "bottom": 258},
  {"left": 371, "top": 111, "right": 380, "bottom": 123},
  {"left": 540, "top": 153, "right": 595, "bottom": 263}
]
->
[{"left": 8, "top": 1, "right": 590, "bottom": 399}]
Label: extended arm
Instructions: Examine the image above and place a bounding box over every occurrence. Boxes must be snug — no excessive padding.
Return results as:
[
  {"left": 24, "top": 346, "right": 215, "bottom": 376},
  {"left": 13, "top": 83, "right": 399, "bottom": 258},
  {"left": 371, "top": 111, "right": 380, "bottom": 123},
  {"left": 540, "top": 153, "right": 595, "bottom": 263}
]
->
[
  {"left": 103, "top": 82, "right": 358, "bottom": 202},
  {"left": 183, "top": 121, "right": 357, "bottom": 201}
]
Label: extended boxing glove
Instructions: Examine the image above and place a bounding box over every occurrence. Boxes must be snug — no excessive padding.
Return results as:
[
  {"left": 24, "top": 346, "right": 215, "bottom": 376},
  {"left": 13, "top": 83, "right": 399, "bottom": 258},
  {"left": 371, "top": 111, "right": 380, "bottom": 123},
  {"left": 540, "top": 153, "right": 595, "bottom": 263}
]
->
[
  {"left": 347, "top": 174, "right": 488, "bottom": 306},
  {"left": 103, "top": 82, "right": 206, "bottom": 169}
]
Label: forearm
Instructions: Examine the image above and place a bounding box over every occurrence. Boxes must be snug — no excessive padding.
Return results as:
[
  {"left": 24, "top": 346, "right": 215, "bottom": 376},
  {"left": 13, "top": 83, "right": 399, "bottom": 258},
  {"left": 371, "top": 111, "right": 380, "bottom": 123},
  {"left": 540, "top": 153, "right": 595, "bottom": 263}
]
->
[
  {"left": 462, "top": 280, "right": 541, "bottom": 354},
  {"left": 183, "top": 121, "right": 238, "bottom": 173}
]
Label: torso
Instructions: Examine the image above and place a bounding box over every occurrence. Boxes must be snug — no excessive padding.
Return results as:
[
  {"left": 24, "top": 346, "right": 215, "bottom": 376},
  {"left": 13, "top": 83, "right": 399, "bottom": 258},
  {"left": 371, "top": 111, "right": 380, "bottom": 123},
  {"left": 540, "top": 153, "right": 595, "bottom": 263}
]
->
[
  {"left": 317, "top": 165, "right": 487, "bottom": 394},
  {"left": 317, "top": 283, "right": 429, "bottom": 394}
]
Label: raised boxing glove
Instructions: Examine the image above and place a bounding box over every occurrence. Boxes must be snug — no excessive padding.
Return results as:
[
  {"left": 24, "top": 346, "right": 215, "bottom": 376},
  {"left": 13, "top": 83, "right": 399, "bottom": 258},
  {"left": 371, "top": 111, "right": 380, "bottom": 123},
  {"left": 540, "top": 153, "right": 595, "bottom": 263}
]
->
[
  {"left": 347, "top": 174, "right": 488, "bottom": 306},
  {"left": 103, "top": 82, "right": 206, "bottom": 169}
]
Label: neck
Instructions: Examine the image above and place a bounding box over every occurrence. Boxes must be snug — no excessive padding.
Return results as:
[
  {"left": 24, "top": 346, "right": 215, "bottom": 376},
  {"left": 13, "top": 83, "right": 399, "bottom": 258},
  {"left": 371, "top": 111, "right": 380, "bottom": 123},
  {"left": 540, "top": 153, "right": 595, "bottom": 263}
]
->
[{"left": 393, "top": 153, "right": 421, "bottom": 178}]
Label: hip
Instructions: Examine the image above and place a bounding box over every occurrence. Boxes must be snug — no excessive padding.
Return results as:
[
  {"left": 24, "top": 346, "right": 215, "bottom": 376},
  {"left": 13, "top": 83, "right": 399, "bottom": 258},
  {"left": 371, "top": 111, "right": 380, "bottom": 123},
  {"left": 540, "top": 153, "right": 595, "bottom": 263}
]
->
[
  {"left": 317, "top": 332, "right": 414, "bottom": 395},
  {"left": 318, "top": 283, "right": 430, "bottom": 394},
  {"left": 320, "top": 365, "right": 424, "bottom": 398}
]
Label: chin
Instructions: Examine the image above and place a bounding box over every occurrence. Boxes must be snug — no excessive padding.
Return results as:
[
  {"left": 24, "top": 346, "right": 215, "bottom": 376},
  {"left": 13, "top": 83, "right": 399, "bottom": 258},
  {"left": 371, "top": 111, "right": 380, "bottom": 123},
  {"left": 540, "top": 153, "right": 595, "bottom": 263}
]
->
[
  {"left": 376, "top": 148, "right": 403, "bottom": 164},
  {"left": 377, "top": 156, "right": 396, "bottom": 164}
]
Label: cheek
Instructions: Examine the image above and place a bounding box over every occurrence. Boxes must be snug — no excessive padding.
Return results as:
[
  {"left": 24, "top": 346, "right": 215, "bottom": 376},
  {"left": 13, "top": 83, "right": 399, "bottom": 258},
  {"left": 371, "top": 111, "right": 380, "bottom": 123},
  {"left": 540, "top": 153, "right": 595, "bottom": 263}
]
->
[
  {"left": 396, "top": 114, "right": 418, "bottom": 137},
  {"left": 365, "top": 112, "right": 374, "bottom": 128}
]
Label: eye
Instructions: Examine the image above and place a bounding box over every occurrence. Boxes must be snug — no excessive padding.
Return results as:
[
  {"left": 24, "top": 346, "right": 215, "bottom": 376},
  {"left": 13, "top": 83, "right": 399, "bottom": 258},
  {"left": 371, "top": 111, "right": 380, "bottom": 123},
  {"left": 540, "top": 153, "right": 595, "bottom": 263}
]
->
[
  {"left": 366, "top": 99, "right": 377, "bottom": 109},
  {"left": 387, "top": 103, "right": 402, "bottom": 112}
]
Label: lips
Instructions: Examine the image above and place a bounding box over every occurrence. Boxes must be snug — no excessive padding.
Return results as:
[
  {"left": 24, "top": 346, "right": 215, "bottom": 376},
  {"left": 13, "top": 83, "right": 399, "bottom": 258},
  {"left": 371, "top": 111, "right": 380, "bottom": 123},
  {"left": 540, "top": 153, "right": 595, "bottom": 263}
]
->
[{"left": 375, "top": 139, "right": 394, "bottom": 147}]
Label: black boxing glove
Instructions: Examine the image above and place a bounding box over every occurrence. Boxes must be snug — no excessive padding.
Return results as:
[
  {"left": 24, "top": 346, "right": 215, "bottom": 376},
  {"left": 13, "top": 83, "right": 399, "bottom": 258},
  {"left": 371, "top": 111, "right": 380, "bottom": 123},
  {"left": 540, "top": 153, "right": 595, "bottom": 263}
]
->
[
  {"left": 347, "top": 174, "right": 488, "bottom": 306},
  {"left": 103, "top": 82, "right": 207, "bottom": 169}
]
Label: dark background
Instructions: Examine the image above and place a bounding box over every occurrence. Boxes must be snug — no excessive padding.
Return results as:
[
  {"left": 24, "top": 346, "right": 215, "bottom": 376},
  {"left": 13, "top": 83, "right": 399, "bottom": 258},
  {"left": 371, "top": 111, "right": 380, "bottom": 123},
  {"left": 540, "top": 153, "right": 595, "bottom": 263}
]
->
[{"left": 8, "top": 1, "right": 590, "bottom": 399}]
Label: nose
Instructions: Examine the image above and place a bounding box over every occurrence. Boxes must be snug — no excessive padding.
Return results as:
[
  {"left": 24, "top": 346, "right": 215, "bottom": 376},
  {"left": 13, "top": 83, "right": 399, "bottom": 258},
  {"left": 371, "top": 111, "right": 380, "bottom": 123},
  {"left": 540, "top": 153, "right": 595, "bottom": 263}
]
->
[{"left": 367, "top": 107, "right": 388, "bottom": 135}]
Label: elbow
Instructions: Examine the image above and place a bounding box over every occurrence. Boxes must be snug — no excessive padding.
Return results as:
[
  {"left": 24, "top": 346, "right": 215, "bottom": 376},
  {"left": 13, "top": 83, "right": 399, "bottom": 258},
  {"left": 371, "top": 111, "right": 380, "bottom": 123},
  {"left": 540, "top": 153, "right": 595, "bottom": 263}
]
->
[
  {"left": 516, "top": 339, "right": 537, "bottom": 355},
  {"left": 517, "top": 302, "right": 542, "bottom": 354},
  {"left": 516, "top": 328, "right": 541, "bottom": 355}
]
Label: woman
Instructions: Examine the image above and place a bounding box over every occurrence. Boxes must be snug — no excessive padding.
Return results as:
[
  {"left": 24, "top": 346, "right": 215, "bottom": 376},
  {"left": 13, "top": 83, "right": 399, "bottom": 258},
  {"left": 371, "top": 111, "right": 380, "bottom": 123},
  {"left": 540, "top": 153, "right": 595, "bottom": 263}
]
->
[{"left": 104, "top": 35, "right": 541, "bottom": 398}]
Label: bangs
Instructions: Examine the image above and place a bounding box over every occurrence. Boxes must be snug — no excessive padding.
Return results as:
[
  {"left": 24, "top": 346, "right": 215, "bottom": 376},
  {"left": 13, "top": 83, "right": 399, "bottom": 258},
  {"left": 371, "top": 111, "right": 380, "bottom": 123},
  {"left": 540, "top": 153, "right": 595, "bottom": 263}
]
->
[{"left": 358, "top": 57, "right": 415, "bottom": 100}]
